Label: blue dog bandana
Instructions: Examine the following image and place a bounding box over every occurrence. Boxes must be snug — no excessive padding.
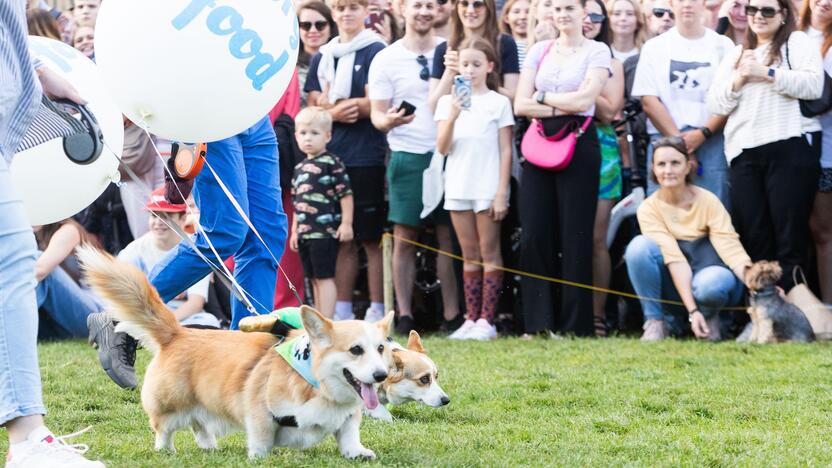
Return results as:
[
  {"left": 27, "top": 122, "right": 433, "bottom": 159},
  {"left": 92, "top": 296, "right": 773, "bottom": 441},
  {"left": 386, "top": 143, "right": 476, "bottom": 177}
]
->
[{"left": 274, "top": 333, "right": 319, "bottom": 388}]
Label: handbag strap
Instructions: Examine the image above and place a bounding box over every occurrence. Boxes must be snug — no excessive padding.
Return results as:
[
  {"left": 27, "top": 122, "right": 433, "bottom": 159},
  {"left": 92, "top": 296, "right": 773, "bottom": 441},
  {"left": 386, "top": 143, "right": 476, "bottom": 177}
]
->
[
  {"left": 535, "top": 40, "right": 555, "bottom": 71},
  {"left": 535, "top": 115, "right": 594, "bottom": 141}
]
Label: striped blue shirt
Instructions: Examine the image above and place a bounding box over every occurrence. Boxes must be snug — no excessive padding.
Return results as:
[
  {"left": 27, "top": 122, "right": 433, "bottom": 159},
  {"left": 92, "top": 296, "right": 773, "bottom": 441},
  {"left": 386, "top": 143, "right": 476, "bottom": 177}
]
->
[{"left": 0, "top": 0, "right": 43, "bottom": 163}]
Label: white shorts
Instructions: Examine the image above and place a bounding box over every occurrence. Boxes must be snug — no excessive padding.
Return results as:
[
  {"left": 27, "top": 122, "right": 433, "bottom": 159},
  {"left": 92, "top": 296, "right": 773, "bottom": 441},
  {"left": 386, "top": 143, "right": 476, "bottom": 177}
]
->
[{"left": 444, "top": 198, "right": 493, "bottom": 213}]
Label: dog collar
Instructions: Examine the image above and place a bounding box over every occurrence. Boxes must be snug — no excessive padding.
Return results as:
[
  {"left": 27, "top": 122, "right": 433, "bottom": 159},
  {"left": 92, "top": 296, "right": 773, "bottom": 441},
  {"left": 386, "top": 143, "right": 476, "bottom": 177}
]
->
[
  {"left": 274, "top": 333, "right": 320, "bottom": 389},
  {"left": 751, "top": 286, "right": 778, "bottom": 298}
]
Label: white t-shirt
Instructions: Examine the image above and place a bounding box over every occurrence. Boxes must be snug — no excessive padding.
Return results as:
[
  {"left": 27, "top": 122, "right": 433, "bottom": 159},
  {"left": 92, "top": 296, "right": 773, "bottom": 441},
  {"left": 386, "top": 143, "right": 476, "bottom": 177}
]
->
[
  {"left": 117, "top": 234, "right": 215, "bottom": 326},
  {"left": 612, "top": 46, "right": 639, "bottom": 63},
  {"left": 632, "top": 27, "right": 734, "bottom": 134},
  {"left": 808, "top": 27, "right": 832, "bottom": 169},
  {"left": 368, "top": 38, "right": 445, "bottom": 154},
  {"left": 434, "top": 90, "right": 514, "bottom": 200}
]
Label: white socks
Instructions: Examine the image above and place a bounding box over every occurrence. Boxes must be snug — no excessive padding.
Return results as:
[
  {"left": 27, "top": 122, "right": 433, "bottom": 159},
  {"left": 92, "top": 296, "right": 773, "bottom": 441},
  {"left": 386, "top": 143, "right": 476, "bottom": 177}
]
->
[{"left": 334, "top": 301, "right": 354, "bottom": 321}]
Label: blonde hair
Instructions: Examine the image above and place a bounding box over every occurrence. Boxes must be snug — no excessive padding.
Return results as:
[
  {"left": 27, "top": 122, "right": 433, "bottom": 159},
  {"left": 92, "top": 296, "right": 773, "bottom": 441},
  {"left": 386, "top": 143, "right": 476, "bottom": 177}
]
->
[
  {"left": 331, "top": 0, "right": 369, "bottom": 8},
  {"left": 606, "top": 0, "right": 647, "bottom": 49},
  {"left": 295, "top": 106, "right": 333, "bottom": 132}
]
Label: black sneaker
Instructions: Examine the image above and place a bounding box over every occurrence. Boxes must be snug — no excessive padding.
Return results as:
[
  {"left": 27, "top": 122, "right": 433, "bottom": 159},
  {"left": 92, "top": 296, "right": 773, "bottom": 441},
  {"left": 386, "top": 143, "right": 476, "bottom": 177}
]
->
[
  {"left": 395, "top": 314, "right": 416, "bottom": 336},
  {"left": 439, "top": 313, "right": 464, "bottom": 333},
  {"left": 87, "top": 312, "right": 138, "bottom": 390}
]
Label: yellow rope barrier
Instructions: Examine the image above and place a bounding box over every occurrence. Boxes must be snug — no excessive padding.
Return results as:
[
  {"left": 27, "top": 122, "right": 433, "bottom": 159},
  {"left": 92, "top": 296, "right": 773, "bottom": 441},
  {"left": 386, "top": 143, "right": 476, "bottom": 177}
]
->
[{"left": 382, "top": 232, "right": 749, "bottom": 312}]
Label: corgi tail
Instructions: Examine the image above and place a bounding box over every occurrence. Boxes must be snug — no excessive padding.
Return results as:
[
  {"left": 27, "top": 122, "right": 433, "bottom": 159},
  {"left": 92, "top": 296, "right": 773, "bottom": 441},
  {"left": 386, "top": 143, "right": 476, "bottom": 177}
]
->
[{"left": 77, "top": 245, "right": 181, "bottom": 353}]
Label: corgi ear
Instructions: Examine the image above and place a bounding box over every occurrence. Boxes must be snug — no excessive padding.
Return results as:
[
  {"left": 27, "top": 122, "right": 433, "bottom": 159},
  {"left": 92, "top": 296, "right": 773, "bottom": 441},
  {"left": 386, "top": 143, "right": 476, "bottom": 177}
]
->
[
  {"left": 407, "top": 330, "right": 425, "bottom": 353},
  {"left": 301, "top": 305, "right": 332, "bottom": 347},
  {"left": 392, "top": 349, "right": 405, "bottom": 372},
  {"left": 377, "top": 311, "right": 395, "bottom": 337}
]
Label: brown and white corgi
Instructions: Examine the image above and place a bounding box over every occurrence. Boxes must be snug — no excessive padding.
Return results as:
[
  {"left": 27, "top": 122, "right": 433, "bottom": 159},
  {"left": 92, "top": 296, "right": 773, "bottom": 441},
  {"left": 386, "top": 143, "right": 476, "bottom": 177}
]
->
[
  {"left": 78, "top": 247, "right": 394, "bottom": 460},
  {"left": 366, "top": 330, "right": 450, "bottom": 422}
]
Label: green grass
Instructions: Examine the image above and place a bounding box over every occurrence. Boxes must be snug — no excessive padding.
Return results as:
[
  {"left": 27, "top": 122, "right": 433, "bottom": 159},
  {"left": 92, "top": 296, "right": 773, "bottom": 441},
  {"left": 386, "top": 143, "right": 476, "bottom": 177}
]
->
[{"left": 4, "top": 337, "right": 832, "bottom": 466}]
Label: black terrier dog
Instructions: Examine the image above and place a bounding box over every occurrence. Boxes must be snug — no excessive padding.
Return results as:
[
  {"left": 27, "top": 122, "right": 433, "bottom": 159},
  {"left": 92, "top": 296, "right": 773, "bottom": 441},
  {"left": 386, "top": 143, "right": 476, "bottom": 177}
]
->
[{"left": 744, "top": 261, "right": 814, "bottom": 343}]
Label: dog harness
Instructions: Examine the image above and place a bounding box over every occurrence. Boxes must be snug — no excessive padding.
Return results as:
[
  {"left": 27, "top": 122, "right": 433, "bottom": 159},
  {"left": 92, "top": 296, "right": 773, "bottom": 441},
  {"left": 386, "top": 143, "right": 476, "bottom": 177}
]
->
[{"left": 274, "top": 333, "right": 320, "bottom": 389}]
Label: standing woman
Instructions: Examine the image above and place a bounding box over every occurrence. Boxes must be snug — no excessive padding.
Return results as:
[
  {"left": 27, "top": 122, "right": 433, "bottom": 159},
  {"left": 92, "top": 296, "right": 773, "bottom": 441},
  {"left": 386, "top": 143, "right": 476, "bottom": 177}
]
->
[
  {"left": 717, "top": 0, "right": 750, "bottom": 45},
  {"left": 514, "top": 0, "right": 611, "bottom": 336},
  {"left": 429, "top": 0, "right": 521, "bottom": 110},
  {"left": 707, "top": 0, "right": 823, "bottom": 291},
  {"left": 298, "top": 1, "right": 338, "bottom": 109},
  {"left": 606, "top": 0, "right": 646, "bottom": 62},
  {"left": 501, "top": 0, "right": 531, "bottom": 66},
  {"left": 800, "top": 0, "right": 832, "bottom": 303},
  {"left": 584, "top": 0, "right": 626, "bottom": 336}
]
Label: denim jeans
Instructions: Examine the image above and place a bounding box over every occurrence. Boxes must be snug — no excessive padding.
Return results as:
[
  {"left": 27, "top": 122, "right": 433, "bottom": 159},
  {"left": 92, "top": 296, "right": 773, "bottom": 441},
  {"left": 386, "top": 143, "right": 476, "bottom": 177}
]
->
[
  {"left": 0, "top": 156, "right": 45, "bottom": 425},
  {"left": 625, "top": 235, "right": 745, "bottom": 332},
  {"left": 35, "top": 257, "right": 102, "bottom": 340},
  {"left": 646, "top": 128, "right": 731, "bottom": 210},
  {"left": 148, "top": 117, "right": 287, "bottom": 329}
]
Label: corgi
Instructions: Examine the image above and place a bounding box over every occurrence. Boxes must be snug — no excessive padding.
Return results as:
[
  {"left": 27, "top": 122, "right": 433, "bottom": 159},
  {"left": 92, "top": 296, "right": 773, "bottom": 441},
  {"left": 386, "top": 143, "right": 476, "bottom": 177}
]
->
[
  {"left": 239, "top": 314, "right": 451, "bottom": 422},
  {"left": 366, "top": 330, "right": 450, "bottom": 422},
  {"left": 78, "top": 247, "right": 394, "bottom": 460}
]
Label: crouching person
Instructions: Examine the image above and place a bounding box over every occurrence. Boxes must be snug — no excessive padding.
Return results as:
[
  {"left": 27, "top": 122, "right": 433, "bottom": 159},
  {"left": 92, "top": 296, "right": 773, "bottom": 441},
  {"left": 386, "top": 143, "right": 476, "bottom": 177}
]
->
[
  {"left": 116, "top": 188, "right": 220, "bottom": 329},
  {"left": 625, "top": 137, "right": 751, "bottom": 341}
]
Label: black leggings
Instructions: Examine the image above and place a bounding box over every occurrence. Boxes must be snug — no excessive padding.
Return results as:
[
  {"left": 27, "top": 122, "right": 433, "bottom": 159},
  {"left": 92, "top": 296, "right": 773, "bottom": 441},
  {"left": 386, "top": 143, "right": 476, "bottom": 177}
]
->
[
  {"left": 730, "top": 135, "right": 821, "bottom": 291},
  {"left": 519, "top": 116, "right": 601, "bottom": 336}
]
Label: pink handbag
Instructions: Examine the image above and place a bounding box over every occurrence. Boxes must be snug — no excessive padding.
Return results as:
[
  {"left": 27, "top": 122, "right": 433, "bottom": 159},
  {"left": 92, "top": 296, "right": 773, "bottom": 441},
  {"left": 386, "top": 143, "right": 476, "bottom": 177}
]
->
[
  {"left": 521, "top": 116, "right": 593, "bottom": 171},
  {"left": 520, "top": 39, "right": 594, "bottom": 172}
]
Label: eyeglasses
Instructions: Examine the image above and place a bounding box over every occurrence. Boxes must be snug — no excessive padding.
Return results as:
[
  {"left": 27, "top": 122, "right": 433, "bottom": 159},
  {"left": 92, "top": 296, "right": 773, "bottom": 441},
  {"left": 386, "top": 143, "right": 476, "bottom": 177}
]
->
[
  {"left": 458, "top": 0, "right": 486, "bottom": 8},
  {"left": 745, "top": 5, "right": 780, "bottom": 17},
  {"left": 652, "top": 8, "right": 674, "bottom": 19},
  {"left": 417, "top": 55, "right": 430, "bottom": 81},
  {"left": 299, "top": 20, "right": 329, "bottom": 31},
  {"left": 586, "top": 12, "right": 606, "bottom": 23}
]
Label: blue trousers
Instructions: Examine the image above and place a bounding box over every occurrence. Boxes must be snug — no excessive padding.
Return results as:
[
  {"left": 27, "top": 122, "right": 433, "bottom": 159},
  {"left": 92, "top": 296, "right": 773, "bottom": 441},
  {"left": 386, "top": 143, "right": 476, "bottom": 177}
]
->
[
  {"left": 625, "top": 235, "right": 745, "bottom": 333},
  {"left": 36, "top": 259, "right": 102, "bottom": 340},
  {"left": 149, "top": 117, "right": 287, "bottom": 329},
  {"left": 0, "top": 157, "right": 45, "bottom": 424}
]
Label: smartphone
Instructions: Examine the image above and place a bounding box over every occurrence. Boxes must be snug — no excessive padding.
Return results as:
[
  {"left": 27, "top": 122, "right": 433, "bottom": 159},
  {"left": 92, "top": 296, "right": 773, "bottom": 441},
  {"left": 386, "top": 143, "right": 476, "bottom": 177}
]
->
[
  {"left": 453, "top": 75, "right": 472, "bottom": 110},
  {"left": 365, "top": 12, "right": 383, "bottom": 32},
  {"left": 398, "top": 100, "right": 416, "bottom": 117}
]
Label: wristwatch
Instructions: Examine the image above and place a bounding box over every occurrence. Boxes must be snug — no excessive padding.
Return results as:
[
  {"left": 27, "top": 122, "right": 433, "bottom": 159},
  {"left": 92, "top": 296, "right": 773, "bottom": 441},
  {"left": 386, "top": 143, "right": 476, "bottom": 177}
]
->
[
  {"left": 767, "top": 67, "right": 776, "bottom": 80},
  {"left": 698, "top": 126, "right": 713, "bottom": 139},
  {"left": 536, "top": 91, "right": 546, "bottom": 104},
  {"left": 688, "top": 308, "right": 700, "bottom": 323}
]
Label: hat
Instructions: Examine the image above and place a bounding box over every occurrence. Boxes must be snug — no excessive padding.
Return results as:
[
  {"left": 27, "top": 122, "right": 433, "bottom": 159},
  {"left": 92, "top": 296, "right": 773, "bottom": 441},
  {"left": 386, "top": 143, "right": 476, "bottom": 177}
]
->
[{"left": 145, "top": 187, "right": 187, "bottom": 213}]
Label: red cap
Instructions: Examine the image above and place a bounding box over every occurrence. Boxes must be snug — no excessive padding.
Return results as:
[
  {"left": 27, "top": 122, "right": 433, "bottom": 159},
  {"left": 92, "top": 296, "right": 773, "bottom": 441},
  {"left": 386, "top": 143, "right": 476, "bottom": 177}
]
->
[{"left": 145, "top": 187, "right": 187, "bottom": 213}]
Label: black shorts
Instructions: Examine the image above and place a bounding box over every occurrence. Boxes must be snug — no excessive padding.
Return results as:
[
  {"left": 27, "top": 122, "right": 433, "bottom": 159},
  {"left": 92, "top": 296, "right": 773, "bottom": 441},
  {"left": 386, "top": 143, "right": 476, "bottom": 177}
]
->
[
  {"left": 347, "top": 166, "right": 387, "bottom": 241},
  {"left": 299, "top": 238, "right": 339, "bottom": 279}
]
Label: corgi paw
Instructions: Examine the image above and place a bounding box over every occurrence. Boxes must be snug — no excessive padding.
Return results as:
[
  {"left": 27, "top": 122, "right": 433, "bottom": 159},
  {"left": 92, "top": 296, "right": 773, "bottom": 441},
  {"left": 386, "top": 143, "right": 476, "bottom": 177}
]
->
[
  {"left": 365, "top": 405, "right": 394, "bottom": 422},
  {"left": 343, "top": 446, "right": 376, "bottom": 460}
]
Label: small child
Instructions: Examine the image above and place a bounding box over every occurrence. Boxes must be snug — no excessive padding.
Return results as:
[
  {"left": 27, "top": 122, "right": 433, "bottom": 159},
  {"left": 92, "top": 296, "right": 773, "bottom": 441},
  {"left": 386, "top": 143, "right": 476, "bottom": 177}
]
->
[
  {"left": 435, "top": 37, "right": 514, "bottom": 340},
  {"left": 290, "top": 107, "right": 354, "bottom": 319}
]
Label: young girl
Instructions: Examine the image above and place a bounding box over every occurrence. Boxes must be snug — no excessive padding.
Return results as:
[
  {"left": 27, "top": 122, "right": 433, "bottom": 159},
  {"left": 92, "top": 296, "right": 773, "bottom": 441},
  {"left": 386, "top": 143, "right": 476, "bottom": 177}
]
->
[{"left": 435, "top": 37, "right": 514, "bottom": 340}]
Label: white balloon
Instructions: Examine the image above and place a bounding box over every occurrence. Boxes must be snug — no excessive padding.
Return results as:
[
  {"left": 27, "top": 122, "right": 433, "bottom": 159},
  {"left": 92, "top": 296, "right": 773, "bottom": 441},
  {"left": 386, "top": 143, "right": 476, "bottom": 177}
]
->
[
  {"left": 11, "top": 36, "right": 123, "bottom": 227},
  {"left": 94, "top": 0, "right": 299, "bottom": 143}
]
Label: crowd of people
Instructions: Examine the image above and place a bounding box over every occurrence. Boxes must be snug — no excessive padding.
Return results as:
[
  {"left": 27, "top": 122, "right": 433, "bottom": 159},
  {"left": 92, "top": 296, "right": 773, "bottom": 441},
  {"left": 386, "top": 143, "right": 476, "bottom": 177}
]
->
[{"left": 22, "top": 0, "right": 832, "bottom": 348}]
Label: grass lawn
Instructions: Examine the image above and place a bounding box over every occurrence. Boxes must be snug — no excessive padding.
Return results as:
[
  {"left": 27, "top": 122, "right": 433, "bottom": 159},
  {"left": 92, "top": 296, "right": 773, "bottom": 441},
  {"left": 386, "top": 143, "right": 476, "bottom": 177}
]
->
[{"left": 4, "top": 336, "right": 831, "bottom": 466}]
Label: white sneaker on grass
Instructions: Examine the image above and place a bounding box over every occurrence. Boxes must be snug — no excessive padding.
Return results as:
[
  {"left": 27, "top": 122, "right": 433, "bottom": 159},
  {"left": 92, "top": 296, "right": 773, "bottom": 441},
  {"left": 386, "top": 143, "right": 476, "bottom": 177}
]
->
[
  {"left": 6, "top": 426, "right": 104, "bottom": 467},
  {"left": 364, "top": 307, "right": 385, "bottom": 323},
  {"left": 448, "top": 319, "right": 476, "bottom": 339},
  {"left": 467, "top": 319, "right": 497, "bottom": 341}
]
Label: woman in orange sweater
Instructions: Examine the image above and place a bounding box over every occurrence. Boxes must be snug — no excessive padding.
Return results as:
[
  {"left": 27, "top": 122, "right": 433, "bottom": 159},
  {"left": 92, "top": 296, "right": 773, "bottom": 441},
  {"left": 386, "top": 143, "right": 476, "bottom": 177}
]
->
[{"left": 625, "top": 137, "right": 752, "bottom": 341}]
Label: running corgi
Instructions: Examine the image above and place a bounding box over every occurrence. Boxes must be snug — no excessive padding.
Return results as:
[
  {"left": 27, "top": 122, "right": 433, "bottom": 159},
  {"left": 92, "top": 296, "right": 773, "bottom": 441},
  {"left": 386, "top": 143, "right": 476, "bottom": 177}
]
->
[{"left": 79, "top": 247, "right": 394, "bottom": 460}]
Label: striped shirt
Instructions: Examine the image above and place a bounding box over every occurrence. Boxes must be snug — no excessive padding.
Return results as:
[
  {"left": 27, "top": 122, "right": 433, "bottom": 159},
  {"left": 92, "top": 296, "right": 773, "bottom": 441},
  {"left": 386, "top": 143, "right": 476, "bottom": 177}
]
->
[
  {"left": 0, "top": 0, "right": 43, "bottom": 163},
  {"left": 707, "top": 31, "right": 823, "bottom": 161}
]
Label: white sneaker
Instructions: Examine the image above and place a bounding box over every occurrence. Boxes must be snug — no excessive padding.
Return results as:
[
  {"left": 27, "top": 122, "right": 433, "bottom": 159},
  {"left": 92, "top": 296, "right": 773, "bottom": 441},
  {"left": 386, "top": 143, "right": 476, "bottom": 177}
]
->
[
  {"left": 448, "top": 319, "right": 476, "bottom": 339},
  {"left": 467, "top": 319, "right": 497, "bottom": 341},
  {"left": 364, "top": 307, "right": 384, "bottom": 323},
  {"left": 6, "top": 427, "right": 104, "bottom": 467},
  {"left": 333, "top": 308, "right": 355, "bottom": 321}
]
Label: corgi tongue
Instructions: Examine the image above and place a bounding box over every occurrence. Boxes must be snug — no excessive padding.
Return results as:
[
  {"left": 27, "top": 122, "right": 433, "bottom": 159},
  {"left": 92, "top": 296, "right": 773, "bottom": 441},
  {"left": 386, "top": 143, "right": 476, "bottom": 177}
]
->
[{"left": 360, "top": 383, "right": 379, "bottom": 410}]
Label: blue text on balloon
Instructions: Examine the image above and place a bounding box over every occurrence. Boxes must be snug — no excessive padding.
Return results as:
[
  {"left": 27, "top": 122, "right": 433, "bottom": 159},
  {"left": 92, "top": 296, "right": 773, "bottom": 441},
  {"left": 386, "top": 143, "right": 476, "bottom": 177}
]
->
[{"left": 172, "top": 0, "right": 298, "bottom": 91}]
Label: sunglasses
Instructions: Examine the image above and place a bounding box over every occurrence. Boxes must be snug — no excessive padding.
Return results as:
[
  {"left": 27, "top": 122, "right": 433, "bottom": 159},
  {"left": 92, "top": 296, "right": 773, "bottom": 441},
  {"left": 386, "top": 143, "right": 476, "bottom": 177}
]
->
[
  {"left": 437, "top": 0, "right": 449, "bottom": 4},
  {"left": 458, "top": 0, "right": 486, "bottom": 8},
  {"left": 417, "top": 55, "right": 430, "bottom": 81},
  {"left": 586, "top": 12, "right": 606, "bottom": 23},
  {"left": 652, "top": 7, "right": 674, "bottom": 19},
  {"left": 745, "top": 5, "right": 780, "bottom": 17},
  {"left": 299, "top": 20, "right": 329, "bottom": 31}
]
